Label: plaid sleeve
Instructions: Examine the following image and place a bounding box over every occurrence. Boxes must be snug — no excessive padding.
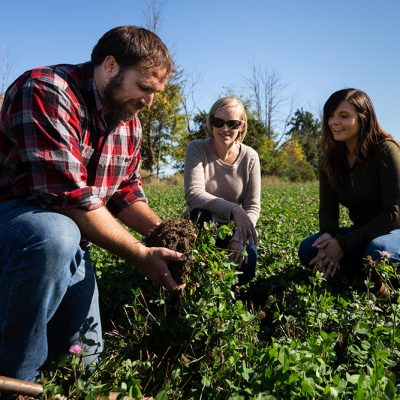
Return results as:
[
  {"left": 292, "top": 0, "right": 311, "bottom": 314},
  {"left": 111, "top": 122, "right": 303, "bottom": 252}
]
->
[
  {"left": 106, "top": 122, "right": 148, "bottom": 216},
  {"left": 8, "top": 75, "right": 103, "bottom": 210}
]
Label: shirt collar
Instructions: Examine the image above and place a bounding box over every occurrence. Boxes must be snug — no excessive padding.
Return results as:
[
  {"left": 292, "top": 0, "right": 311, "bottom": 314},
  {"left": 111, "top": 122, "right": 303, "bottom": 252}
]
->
[{"left": 92, "top": 79, "right": 104, "bottom": 116}]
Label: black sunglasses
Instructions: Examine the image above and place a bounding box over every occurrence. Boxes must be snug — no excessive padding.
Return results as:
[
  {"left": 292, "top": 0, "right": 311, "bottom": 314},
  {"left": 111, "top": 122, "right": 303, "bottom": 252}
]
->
[{"left": 211, "top": 117, "right": 242, "bottom": 130}]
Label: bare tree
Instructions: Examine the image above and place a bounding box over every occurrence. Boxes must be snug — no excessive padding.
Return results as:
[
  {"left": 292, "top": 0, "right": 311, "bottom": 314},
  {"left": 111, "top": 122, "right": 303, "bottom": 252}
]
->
[
  {"left": 245, "top": 64, "right": 288, "bottom": 139},
  {"left": 142, "top": 0, "right": 167, "bottom": 33},
  {"left": 180, "top": 70, "right": 202, "bottom": 135},
  {"left": 274, "top": 96, "right": 298, "bottom": 149},
  {"left": 0, "top": 47, "right": 13, "bottom": 96},
  {"left": 0, "top": 47, "right": 13, "bottom": 109}
]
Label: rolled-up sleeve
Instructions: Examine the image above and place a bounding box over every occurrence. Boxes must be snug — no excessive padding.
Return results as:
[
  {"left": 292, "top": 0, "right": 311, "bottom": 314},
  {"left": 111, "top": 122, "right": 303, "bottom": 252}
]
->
[{"left": 107, "top": 150, "right": 147, "bottom": 216}]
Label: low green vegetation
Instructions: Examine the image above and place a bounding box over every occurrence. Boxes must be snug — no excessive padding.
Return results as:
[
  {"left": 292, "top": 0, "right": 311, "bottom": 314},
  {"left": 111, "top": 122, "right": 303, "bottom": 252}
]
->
[{"left": 42, "top": 182, "right": 400, "bottom": 399}]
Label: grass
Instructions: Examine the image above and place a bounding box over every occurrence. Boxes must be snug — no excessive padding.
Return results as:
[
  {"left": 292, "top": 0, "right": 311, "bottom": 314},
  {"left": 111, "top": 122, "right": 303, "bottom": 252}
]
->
[{"left": 40, "top": 182, "right": 400, "bottom": 400}]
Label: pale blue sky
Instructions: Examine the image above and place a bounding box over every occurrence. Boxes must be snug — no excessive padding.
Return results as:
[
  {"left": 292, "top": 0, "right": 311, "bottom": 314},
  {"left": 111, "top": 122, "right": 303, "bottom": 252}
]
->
[{"left": 1, "top": 0, "right": 399, "bottom": 139}]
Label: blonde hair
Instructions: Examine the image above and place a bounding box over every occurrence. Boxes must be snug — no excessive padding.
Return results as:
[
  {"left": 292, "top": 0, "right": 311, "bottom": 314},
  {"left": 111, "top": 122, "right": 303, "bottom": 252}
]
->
[{"left": 206, "top": 97, "right": 248, "bottom": 142}]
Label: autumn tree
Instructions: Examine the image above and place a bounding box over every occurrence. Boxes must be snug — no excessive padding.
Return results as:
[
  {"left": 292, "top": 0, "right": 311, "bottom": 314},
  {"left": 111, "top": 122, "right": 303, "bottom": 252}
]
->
[
  {"left": 140, "top": 77, "right": 186, "bottom": 176},
  {"left": 268, "top": 139, "right": 315, "bottom": 181},
  {"left": 287, "top": 108, "right": 321, "bottom": 172}
]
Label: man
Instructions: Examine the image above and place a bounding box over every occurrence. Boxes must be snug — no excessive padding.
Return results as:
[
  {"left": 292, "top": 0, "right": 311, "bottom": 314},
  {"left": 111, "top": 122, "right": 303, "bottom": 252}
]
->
[{"left": 0, "top": 25, "right": 185, "bottom": 382}]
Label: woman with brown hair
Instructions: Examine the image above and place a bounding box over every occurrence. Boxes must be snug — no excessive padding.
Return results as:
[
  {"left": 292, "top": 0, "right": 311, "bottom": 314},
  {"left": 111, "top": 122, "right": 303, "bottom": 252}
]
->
[{"left": 298, "top": 88, "right": 400, "bottom": 296}]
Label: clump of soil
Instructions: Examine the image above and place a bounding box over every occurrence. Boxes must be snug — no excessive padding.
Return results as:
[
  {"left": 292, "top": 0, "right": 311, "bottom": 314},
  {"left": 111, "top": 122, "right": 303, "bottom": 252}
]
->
[{"left": 145, "top": 219, "right": 198, "bottom": 284}]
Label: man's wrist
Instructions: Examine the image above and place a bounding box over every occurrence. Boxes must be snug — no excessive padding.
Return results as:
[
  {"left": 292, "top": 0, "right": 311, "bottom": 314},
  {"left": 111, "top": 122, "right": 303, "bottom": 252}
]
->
[{"left": 128, "top": 241, "right": 148, "bottom": 265}]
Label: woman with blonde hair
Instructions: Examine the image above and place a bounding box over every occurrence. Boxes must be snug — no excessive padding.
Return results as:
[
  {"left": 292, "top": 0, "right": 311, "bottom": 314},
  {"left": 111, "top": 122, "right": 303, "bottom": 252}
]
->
[
  {"left": 298, "top": 88, "right": 400, "bottom": 297},
  {"left": 184, "top": 96, "right": 261, "bottom": 285}
]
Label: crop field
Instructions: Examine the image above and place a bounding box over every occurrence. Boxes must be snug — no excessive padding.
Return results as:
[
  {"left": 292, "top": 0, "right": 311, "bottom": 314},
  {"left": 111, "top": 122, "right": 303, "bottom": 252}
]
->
[{"left": 43, "top": 182, "right": 400, "bottom": 399}]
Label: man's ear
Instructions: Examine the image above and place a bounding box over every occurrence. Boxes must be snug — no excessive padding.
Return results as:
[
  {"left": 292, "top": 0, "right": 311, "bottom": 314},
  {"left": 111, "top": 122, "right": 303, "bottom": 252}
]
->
[{"left": 103, "top": 55, "right": 120, "bottom": 79}]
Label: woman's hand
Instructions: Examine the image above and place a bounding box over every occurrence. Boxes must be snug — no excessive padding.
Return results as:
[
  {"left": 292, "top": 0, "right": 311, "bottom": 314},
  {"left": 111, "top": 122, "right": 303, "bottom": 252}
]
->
[
  {"left": 309, "top": 234, "right": 344, "bottom": 279},
  {"left": 311, "top": 233, "right": 334, "bottom": 248},
  {"left": 228, "top": 237, "right": 246, "bottom": 265},
  {"left": 311, "top": 248, "right": 341, "bottom": 279},
  {"left": 231, "top": 205, "right": 257, "bottom": 246}
]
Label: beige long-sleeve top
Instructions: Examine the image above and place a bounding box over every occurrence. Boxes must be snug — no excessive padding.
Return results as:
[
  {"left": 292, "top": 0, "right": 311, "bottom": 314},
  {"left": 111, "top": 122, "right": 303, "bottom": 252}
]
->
[{"left": 184, "top": 138, "right": 261, "bottom": 226}]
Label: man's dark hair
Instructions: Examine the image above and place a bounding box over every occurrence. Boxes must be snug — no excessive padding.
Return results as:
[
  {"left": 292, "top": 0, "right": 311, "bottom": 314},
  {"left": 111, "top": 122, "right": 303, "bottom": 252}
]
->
[{"left": 91, "top": 25, "right": 174, "bottom": 77}]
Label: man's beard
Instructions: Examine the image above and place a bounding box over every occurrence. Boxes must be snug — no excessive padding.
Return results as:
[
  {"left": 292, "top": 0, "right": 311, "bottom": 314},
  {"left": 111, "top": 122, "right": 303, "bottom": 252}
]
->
[{"left": 101, "top": 71, "right": 145, "bottom": 126}]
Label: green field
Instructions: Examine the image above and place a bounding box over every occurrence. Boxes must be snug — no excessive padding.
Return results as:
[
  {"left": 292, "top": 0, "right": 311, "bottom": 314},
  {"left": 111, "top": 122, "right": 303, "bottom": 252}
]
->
[{"left": 43, "top": 182, "right": 400, "bottom": 399}]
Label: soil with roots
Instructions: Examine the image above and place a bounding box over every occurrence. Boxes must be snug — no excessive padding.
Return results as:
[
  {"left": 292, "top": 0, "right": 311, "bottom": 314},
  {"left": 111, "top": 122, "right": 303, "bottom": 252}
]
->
[{"left": 144, "top": 219, "right": 198, "bottom": 284}]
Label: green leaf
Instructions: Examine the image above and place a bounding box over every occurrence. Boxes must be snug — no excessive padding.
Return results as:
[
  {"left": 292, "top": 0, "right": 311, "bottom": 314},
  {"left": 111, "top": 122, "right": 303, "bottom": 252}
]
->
[
  {"left": 345, "top": 373, "right": 360, "bottom": 384},
  {"left": 201, "top": 375, "right": 211, "bottom": 387},
  {"left": 354, "top": 321, "right": 370, "bottom": 334},
  {"left": 155, "top": 389, "right": 169, "bottom": 400},
  {"left": 288, "top": 372, "right": 300, "bottom": 385},
  {"left": 301, "top": 377, "right": 315, "bottom": 396},
  {"left": 384, "top": 378, "right": 396, "bottom": 398},
  {"left": 129, "top": 381, "right": 142, "bottom": 399}
]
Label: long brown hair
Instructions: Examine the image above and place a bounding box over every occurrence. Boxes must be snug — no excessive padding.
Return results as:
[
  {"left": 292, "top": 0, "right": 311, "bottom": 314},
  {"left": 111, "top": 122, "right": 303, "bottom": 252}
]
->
[{"left": 320, "top": 88, "right": 395, "bottom": 189}]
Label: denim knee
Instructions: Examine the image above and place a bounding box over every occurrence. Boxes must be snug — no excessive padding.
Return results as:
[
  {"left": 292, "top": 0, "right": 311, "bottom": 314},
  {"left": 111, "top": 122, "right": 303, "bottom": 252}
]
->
[
  {"left": 298, "top": 233, "right": 319, "bottom": 267},
  {"left": 364, "top": 231, "right": 400, "bottom": 264},
  {"left": 189, "top": 208, "right": 213, "bottom": 228},
  {"left": 1, "top": 202, "right": 81, "bottom": 258},
  {"left": 35, "top": 214, "right": 82, "bottom": 276},
  {"left": 1, "top": 204, "right": 83, "bottom": 288},
  {"left": 20, "top": 211, "right": 82, "bottom": 281}
]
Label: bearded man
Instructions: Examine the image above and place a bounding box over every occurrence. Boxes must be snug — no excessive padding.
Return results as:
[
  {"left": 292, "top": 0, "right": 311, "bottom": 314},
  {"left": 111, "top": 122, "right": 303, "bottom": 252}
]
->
[{"left": 0, "top": 25, "right": 185, "bottom": 382}]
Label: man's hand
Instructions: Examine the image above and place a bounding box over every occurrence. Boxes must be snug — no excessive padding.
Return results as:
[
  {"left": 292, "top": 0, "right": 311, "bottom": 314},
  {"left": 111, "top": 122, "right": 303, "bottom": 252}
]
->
[
  {"left": 137, "top": 247, "right": 187, "bottom": 292},
  {"left": 231, "top": 205, "right": 257, "bottom": 247},
  {"left": 59, "top": 206, "right": 185, "bottom": 292}
]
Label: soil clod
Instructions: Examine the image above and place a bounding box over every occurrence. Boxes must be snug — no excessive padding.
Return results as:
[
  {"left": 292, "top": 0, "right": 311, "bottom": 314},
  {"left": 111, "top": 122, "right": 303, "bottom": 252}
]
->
[{"left": 145, "top": 219, "right": 198, "bottom": 284}]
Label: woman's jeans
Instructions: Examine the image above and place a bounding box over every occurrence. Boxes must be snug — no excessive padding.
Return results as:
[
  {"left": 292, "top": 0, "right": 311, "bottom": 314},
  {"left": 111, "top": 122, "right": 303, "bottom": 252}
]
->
[
  {"left": 298, "top": 227, "right": 400, "bottom": 277},
  {"left": 0, "top": 200, "right": 103, "bottom": 382},
  {"left": 189, "top": 209, "right": 257, "bottom": 285}
]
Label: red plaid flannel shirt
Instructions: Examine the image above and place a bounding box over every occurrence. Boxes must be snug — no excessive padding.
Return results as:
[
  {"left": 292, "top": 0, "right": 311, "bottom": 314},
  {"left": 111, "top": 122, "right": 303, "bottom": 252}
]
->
[{"left": 0, "top": 62, "right": 147, "bottom": 215}]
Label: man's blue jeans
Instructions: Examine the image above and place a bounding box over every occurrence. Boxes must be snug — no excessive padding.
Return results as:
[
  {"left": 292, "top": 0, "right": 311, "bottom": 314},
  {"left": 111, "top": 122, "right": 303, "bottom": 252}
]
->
[
  {"left": 0, "top": 200, "right": 103, "bottom": 382},
  {"left": 298, "top": 227, "right": 400, "bottom": 274}
]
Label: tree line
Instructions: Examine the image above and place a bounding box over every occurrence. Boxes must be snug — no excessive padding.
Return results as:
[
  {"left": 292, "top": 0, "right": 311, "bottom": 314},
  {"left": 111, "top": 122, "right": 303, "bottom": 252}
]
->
[
  {"left": 0, "top": 67, "right": 321, "bottom": 182},
  {"left": 139, "top": 68, "right": 321, "bottom": 182}
]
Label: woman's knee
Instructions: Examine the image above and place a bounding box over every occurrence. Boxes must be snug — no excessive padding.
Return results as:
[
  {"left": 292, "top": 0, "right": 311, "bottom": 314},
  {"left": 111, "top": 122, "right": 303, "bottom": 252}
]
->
[
  {"left": 298, "top": 233, "right": 319, "bottom": 267},
  {"left": 237, "top": 244, "right": 257, "bottom": 285},
  {"left": 189, "top": 208, "right": 213, "bottom": 228},
  {"left": 364, "top": 233, "right": 400, "bottom": 261}
]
